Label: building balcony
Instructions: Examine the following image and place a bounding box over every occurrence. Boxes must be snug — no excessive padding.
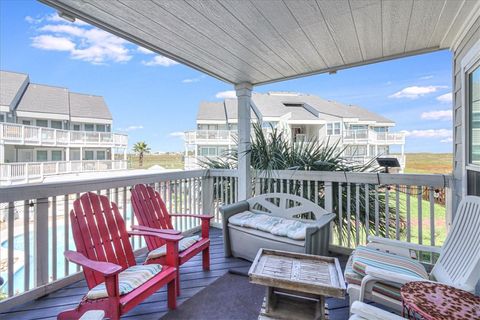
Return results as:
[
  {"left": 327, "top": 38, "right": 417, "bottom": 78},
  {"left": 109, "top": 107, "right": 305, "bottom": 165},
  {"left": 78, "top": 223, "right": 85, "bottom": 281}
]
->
[
  {"left": 0, "top": 160, "right": 128, "bottom": 185},
  {"left": 0, "top": 123, "right": 128, "bottom": 148},
  {"left": 342, "top": 129, "right": 405, "bottom": 145},
  {"left": 185, "top": 130, "right": 237, "bottom": 145}
]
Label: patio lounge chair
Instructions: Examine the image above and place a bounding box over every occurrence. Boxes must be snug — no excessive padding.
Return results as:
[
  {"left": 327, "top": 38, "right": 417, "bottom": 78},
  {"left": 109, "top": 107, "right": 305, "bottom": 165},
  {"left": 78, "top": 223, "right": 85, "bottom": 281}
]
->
[
  {"left": 130, "top": 184, "right": 213, "bottom": 294},
  {"left": 345, "top": 195, "right": 480, "bottom": 312},
  {"left": 58, "top": 192, "right": 178, "bottom": 320},
  {"left": 348, "top": 301, "right": 404, "bottom": 320},
  {"left": 220, "top": 193, "right": 336, "bottom": 261}
]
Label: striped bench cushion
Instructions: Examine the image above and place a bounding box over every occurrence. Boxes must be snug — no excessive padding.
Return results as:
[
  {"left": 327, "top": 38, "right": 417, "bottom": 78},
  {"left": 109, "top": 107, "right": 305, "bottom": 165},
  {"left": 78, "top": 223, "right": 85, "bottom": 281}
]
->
[
  {"left": 87, "top": 264, "right": 162, "bottom": 300},
  {"left": 147, "top": 235, "right": 200, "bottom": 260}
]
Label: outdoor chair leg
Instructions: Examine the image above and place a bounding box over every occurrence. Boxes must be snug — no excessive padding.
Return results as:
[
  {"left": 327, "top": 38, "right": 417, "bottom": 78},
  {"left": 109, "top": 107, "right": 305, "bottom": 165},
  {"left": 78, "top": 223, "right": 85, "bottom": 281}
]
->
[
  {"left": 202, "top": 247, "right": 210, "bottom": 270},
  {"left": 168, "top": 279, "right": 177, "bottom": 309}
]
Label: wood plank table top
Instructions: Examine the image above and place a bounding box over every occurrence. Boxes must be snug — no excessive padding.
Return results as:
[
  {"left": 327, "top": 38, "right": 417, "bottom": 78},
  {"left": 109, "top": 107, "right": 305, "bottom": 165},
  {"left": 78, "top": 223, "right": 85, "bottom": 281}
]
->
[{"left": 248, "top": 249, "right": 346, "bottom": 299}]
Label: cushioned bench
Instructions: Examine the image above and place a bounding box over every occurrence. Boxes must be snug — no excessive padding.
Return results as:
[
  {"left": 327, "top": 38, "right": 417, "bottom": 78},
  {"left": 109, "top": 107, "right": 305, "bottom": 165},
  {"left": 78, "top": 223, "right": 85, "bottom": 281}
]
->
[{"left": 220, "top": 193, "right": 336, "bottom": 261}]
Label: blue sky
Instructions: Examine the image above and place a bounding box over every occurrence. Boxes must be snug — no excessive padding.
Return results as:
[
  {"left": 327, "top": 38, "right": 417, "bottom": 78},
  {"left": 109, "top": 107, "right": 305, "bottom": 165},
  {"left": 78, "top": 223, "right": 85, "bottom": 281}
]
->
[{"left": 1, "top": 0, "right": 453, "bottom": 153}]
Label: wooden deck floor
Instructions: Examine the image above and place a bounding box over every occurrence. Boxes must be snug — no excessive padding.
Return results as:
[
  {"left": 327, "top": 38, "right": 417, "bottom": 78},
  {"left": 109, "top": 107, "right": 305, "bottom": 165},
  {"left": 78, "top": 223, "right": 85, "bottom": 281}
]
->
[{"left": 0, "top": 228, "right": 351, "bottom": 320}]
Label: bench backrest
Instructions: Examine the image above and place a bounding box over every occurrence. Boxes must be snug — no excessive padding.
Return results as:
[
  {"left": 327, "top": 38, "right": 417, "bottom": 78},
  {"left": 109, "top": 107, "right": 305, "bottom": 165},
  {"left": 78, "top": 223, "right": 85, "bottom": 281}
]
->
[{"left": 246, "top": 193, "right": 329, "bottom": 221}]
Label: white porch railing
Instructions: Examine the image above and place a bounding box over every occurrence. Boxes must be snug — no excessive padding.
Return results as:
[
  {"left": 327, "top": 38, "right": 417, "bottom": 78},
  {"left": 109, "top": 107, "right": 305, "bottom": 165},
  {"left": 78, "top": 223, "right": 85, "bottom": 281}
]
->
[
  {"left": 0, "top": 169, "right": 451, "bottom": 310},
  {"left": 0, "top": 160, "right": 128, "bottom": 184},
  {"left": 0, "top": 123, "right": 128, "bottom": 148},
  {"left": 342, "top": 129, "right": 405, "bottom": 144}
]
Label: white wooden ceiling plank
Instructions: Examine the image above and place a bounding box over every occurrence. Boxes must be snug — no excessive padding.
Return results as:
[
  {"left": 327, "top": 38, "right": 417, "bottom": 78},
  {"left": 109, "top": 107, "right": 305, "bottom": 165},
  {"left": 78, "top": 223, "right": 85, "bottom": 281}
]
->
[
  {"left": 349, "top": 0, "right": 383, "bottom": 61},
  {"left": 250, "top": 0, "right": 327, "bottom": 71},
  {"left": 56, "top": 0, "right": 252, "bottom": 83},
  {"left": 153, "top": 0, "right": 286, "bottom": 79},
  {"left": 222, "top": 0, "right": 312, "bottom": 73},
  {"left": 404, "top": 0, "right": 445, "bottom": 52},
  {"left": 441, "top": 0, "right": 480, "bottom": 48},
  {"left": 382, "top": 0, "right": 414, "bottom": 55},
  {"left": 283, "top": 0, "right": 344, "bottom": 68},
  {"left": 114, "top": 0, "right": 269, "bottom": 82},
  {"left": 315, "top": 0, "right": 364, "bottom": 64},
  {"left": 427, "top": 0, "right": 464, "bottom": 47},
  {"left": 183, "top": 0, "right": 299, "bottom": 76}
]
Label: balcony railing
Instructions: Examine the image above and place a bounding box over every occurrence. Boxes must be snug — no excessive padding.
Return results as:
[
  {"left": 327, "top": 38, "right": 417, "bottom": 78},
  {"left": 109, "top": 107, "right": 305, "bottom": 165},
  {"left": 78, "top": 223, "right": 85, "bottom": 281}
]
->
[
  {"left": 185, "top": 130, "right": 237, "bottom": 144},
  {"left": 0, "top": 123, "right": 128, "bottom": 147},
  {"left": 0, "top": 169, "right": 451, "bottom": 310},
  {"left": 342, "top": 129, "right": 405, "bottom": 144},
  {"left": 0, "top": 160, "right": 128, "bottom": 184}
]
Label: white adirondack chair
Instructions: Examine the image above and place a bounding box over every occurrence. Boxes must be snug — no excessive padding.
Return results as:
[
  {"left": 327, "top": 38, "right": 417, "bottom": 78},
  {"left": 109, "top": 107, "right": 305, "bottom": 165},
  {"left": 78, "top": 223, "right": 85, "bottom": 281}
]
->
[
  {"left": 349, "top": 301, "right": 405, "bottom": 320},
  {"left": 347, "top": 195, "right": 480, "bottom": 311}
]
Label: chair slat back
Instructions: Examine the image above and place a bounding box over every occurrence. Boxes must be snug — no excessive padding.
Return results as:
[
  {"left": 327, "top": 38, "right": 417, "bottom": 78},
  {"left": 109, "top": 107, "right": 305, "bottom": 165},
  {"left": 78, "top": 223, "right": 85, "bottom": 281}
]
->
[
  {"left": 432, "top": 196, "right": 480, "bottom": 291},
  {"left": 131, "top": 184, "right": 174, "bottom": 250},
  {"left": 70, "top": 192, "right": 136, "bottom": 288}
]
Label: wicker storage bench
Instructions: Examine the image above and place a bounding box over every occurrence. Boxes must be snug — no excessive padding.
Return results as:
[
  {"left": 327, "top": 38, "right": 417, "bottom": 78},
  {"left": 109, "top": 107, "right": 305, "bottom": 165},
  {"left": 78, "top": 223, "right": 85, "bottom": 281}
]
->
[{"left": 220, "top": 193, "right": 335, "bottom": 261}]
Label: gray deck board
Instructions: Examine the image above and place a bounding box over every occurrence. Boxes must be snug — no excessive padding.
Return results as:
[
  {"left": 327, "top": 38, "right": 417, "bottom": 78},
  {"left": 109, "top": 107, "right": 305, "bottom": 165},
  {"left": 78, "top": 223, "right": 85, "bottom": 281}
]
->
[{"left": 0, "top": 228, "right": 351, "bottom": 320}]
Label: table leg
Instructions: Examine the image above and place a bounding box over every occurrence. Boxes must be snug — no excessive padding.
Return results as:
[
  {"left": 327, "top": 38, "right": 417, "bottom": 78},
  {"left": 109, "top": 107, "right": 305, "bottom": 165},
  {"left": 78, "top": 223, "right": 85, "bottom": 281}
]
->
[
  {"left": 315, "top": 295, "right": 326, "bottom": 320},
  {"left": 265, "top": 287, "right": 276, "bottom": 313}
]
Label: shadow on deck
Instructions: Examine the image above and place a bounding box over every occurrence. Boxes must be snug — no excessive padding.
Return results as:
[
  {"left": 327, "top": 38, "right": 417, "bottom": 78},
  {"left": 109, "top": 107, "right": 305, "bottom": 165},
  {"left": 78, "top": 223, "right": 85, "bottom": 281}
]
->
[{"left": 0, "top": 228, "right": 351, "bottom": 320}]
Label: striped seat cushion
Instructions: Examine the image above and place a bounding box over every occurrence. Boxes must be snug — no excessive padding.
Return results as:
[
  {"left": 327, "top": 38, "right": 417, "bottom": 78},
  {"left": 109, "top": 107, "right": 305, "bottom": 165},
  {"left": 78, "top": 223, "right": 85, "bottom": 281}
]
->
[
  {"left": 86, "top": 264, "right": 162, "bottom": 300},
  {"left": 345, "top": 246, "right": 429, "bottom": 301},
  {"left": 147, "top": 235, "right": 200, "bottom": 260}
]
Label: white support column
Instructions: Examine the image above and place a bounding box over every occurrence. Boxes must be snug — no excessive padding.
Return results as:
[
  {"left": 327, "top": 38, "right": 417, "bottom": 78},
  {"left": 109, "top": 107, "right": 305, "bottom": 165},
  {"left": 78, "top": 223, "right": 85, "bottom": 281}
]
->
[
  {"left": 123, "top": 148, "right": 127, "bottom": 161},
  {"left": 65, "top": 147, "right": 70, "bottom": 161},
  {"left": 235, "top": 82, "right": 253, "bottom": 201},
  {"left": 0, "top": 144, "right": 4, "bottom": 163},
  {"left": 111, "top": 147, "right": 115, "bottom": 160}
]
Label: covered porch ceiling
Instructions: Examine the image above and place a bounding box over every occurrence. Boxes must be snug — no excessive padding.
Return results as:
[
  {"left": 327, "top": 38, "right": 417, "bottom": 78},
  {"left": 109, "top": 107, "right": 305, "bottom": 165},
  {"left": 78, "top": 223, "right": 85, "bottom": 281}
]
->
[{"left": 40, "top": 0, "right": 480, "bottom": 85}]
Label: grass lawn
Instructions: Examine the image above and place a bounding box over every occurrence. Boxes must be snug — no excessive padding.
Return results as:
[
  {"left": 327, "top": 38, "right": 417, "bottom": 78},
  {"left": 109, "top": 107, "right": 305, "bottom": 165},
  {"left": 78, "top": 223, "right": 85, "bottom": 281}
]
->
[
  {"left": 403, "top": 153, "right": 452, "bottom": 174},
  {"left": 125, "top": 153, "right": 184, "bottom": 170}
]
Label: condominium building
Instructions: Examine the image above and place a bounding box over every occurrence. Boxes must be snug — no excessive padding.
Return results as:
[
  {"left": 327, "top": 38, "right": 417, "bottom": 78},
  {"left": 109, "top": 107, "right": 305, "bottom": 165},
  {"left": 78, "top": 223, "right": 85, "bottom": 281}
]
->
[
  {"left": 0, "top": 70, "right": 128, "bottom": 184},
  {"left": 184, "top": 92, "right": 405, "bottom": 170}
]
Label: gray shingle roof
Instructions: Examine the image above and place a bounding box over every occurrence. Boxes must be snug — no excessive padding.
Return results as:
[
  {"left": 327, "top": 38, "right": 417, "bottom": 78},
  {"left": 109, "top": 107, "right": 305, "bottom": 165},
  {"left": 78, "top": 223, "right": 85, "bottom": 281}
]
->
[
  {"left": 197, "top": 92, "right": 394, "bottom": 123},
  {"left": 69, "top": 92, "right": 112, "bottom": 120},
  {"left": 0, "top": 71, "right": 29, "bottom": 109},
  {"left": 16, "top": 83, "right": 70, "bottom": 115}
]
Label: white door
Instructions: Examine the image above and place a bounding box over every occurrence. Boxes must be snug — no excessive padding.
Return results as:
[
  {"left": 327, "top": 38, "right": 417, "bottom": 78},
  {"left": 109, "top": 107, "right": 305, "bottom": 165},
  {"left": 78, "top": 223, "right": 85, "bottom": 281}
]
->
[{"left": 18, "top": 149, "right": 33, "bottom": 162}]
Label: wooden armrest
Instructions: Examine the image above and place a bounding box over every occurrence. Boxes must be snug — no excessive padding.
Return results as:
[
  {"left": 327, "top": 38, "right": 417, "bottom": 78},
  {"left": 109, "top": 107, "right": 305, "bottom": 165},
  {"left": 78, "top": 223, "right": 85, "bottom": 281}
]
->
[
  {"left": 128, "top": 230, "right": 183, "bottom": 242},
  {"left": 367, "top": 236, "right": 442, "bottom": 254},
  {"left": 315, "top": 213, "right": 336, "bottom": 228},
  {"left": 350, "top": 301, "right": 404, "bottom": 320},
  {"left": 170, "top": 214, "right": 214, "bottom": 220},
  {"left": 64, "top": 250, "right": 122, "bottom": 276},
  {"left": 131, "top": 225, "right": 181, "bottom": 235}
]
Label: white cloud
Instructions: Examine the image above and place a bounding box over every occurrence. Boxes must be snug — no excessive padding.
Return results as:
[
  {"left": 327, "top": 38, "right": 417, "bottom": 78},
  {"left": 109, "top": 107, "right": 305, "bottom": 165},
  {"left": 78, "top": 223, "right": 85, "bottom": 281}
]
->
[
  {"left": 142, "top": 55, "right": 179, "bottom": 67},
  {"left": 137, "top": 46, "right": 155, "bottom": 54},
  {"left": 182, "top": 75, "right": 205, "bottom": 83},
  {"left": 420, "top": 110, "right": 452, "bottom": 120},
  {"left": 401, "top": 129, "right": 452, "bottom": 138},
  {"left": 215, "top": 90, "right": 236, "bottom": 99},
  {"left": 26, "top": 13, "right": 89, "bottom": 26},
  {"left": 436, "top": 92, "right": 452, "bottom": 103},
  {"left": 31, "top": 35, "right": 76, "bottom": 51},
  {"left": 389, "top": 85, "right": 448, "bottom": 99},
  {"left": 419, "top": 75, "right": 434, "bottom": 80},
  {"left": 440, "top": 137, "right": 453, "bottom": 143},
  {"left": 119, "top": 125, "right": 144, "bottom": 132},
  {"left": 31, "top": 21, "right": 132, "bottom": 64},
  {"left": 169, "top": 131, "right": 185, "bottom": 138}
]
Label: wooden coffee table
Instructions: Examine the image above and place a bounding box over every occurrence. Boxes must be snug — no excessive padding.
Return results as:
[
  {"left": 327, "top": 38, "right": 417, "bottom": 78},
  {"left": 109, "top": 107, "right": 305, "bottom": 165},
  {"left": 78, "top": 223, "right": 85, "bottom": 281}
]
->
[{"left": 248, "top": 249, "right": 346, "bottom": 320}]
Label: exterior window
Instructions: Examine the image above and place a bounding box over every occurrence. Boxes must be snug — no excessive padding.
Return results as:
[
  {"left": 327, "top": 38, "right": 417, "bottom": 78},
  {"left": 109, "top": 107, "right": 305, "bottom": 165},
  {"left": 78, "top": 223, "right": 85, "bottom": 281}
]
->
[
  {"left": 350, "top": 124, "right": 368, "bottom": 131},
  {"left": 51, "top": 150, "right": 62, "bottom": 161},
  {"left": 22, "top": 120, "right": 31, "bottom": 126},
  {"left": 327, "top": 122, "right": 341, "bottom": 135},
  {"left": 96, "top": 150, "right": 106, "bottom": 160},
  {"left": 84, "top": 150, "right": 94, "bottom": 160},
  {"left": 36, "top": 150, "right": 48, "bottom": 162},
  {"left": 96, "top": 124, "right": 106, "bottom": 132},
  {"left": 229, "top": 124, "right": 237, "bottom": 131},
  {"left": 0, "top": 114, "right": 5, "bottom": 122},
  {"left": 36, "top": 119, "right": 48, "bottom": 127},
  {"left": 106, "top": 124, "right": 111, "bottom": 132},
  {"left": 84, "top": 124, "right": 95, "bottom": 131},
  {"left": 199, "top": 147, "right": 217, "bottom": 156},
  {"left": 51, "top": 120, "right": 63, "bottom": 129},
  {"left": 469, "top": 66, "right": 480, "bottom": 166},
  {"left": 73, "top": 124, "right": 81, "bottom": 131},
  {"left": 373, "top": 127, "right": 387, "bottom": 133}
]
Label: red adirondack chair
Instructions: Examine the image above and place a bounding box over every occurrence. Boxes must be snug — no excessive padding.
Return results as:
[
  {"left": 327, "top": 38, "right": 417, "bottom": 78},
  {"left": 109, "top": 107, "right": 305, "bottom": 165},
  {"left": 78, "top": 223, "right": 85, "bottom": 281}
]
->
[
  {"left": 58, "top": 192, "right": 179, "bottom": 320},
  {"left": 130, "top": 184, "right": 213, "bottom": 294}
]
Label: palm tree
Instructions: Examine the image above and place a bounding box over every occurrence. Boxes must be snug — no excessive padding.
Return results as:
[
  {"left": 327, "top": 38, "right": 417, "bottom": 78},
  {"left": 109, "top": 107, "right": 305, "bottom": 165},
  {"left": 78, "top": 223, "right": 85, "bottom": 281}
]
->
[{"left": 133, "top": 141, "right": 151, "bottom": 167}]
